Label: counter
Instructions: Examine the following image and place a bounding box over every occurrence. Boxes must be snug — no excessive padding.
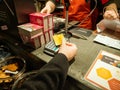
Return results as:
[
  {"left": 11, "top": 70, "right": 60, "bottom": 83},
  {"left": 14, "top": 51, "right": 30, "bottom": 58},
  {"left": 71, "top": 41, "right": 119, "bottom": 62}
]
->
[{"left": 32, "top": 31, "right": 120, "bottom": 90}]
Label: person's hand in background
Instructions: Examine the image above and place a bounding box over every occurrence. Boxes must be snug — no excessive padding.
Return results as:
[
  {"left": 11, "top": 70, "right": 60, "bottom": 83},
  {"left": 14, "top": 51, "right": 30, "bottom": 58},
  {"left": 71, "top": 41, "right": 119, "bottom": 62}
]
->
[
  {"left": 103, "top": 3, "right": 119, "bottom": 20},
  {"left": 58, "top": 39, "right": 78, "bottom": 61},
  {"left": 40, "top": 1, "right": 56, "bottom": 14}
]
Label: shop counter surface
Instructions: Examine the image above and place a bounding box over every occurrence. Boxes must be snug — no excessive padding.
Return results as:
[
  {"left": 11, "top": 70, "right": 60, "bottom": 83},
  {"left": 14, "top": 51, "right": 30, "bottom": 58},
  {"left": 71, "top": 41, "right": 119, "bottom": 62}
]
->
[{"left": 32, "top": 32, "right": 120, "bottom": 90}]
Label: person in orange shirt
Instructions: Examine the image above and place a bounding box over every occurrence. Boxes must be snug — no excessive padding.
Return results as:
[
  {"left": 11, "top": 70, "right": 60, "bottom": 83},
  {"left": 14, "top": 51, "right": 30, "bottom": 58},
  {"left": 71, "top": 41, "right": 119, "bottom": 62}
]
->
[{"left": 41, "top": 0, "right": 119, "bottom": 30}]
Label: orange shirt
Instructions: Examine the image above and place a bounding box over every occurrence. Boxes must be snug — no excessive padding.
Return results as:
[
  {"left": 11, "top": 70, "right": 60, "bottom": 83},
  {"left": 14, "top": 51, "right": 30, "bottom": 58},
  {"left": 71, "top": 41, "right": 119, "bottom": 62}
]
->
[{"left": 62, "top": 0, "right": 92, "bottom": 29}]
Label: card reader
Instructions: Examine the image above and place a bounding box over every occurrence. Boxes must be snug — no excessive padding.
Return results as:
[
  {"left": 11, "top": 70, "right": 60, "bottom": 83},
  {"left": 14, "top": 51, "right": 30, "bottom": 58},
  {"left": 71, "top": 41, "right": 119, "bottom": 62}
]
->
[{"left": 43, "top": 40, "right": 59, "bottom": 56}]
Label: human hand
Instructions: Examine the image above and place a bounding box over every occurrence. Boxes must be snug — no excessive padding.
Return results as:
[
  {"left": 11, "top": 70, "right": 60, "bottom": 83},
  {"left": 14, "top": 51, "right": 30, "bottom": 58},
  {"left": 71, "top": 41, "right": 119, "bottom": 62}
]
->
[
  {"left": 40, "top": 5, "right": 52, "bottom": 14},
  {"left": 103, "top": 9, "right": 119, "bottom": 20},
  {"left": 40, "top": 1, "right": 55, "bottom": 14},
  {"left": 58, "top": 39, "right": 78, "bottom": 61},
  {"left": 103, "top": 3, "right": 119, "bottom": 20}
]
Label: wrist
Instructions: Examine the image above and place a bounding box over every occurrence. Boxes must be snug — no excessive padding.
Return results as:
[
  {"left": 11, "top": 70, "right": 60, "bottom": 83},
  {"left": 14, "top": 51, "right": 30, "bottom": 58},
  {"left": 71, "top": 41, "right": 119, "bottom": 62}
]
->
[{"left": 46, "top": 1, "right": 56, "bottom": 13}]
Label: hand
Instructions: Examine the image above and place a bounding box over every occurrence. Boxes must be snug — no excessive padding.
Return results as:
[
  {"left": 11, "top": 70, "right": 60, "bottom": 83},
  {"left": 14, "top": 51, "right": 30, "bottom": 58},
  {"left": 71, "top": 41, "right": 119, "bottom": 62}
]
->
[
  {"left": 103, "top": 3, "right": 119, "bottom": 20},
  {"left": 103, "top": 9, "right": 119, "bottom": 20},
  {"left": 40, "top": 5, "right": 52, "bottom": 14},
  {"left": 58, "top": 39, "right": 78, "bottom": 61},
  {"left": 40, "top": 1, "right": 55, "bottom": 14}
]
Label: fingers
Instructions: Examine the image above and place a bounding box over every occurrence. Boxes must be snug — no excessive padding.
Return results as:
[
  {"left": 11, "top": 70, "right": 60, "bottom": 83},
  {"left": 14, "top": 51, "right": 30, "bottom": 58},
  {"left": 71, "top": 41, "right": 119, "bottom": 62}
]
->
[
  {"left": 40, "top": 7, "right": 52, "bottom": 14},
  {"left": 60, "top": 38, "right": 66, "bottom": 49},
  {"left": 40, "top": 8, "right": 46, "bottom": 13},
  {"left": 61, "top": 38, "right": 66, "bottom": 44},
  {"left": 47, "top": 10, "right": 51, "bottom": 14},
  {"left": 61, "top": 38, "right": 72, "bottom": 47},
  {"left": 41, "top": 1, "right": 55, "bottom": 14},
  {"left": 65, "top": 42, "right": 72, "bottom": 47},
  {"left": 58, "top": 41, "right": 77, "bottom": 61},
  {"left": 106, "top": 14, "right": 117, "bottom": 20},
  {"left": 40, "top": 7, "right": 49, "bottom": 14},
  {"left": 104, "top": 10, "right": 119, "bottom": 20}
]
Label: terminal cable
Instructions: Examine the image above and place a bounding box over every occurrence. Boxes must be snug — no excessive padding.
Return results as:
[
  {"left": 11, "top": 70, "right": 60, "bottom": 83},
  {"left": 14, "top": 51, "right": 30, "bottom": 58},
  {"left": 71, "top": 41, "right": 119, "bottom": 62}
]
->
[{"left": 68, "top": 0, "right": 97, "bottom": 28}]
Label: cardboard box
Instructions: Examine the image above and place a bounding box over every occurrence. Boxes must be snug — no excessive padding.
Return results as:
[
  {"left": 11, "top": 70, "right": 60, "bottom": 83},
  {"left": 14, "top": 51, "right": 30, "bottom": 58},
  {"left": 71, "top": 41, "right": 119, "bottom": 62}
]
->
[
  {"left": 48, "top": 29, "right": 54, "bottom": 41},
  {"left": 44, "top": 31, "right": 50, "bottom": 43},
  {"left": 48, "top": 14, "right": 54, "bottom": 29},
  {"left": 19, "top": 32, "right": 46, "bottom": 49},
  {"left": 29, "top": 12, "right": 54, "bottom": 31},
  {"left": 18, "top": 23, "right": 47, "bottom": 49},
  {"left": 43, "top": 28, "right": 54, "bottom": 44},
  {"left": 18, "top": 23, "right": 43, "bottom": 37},
  {"left": 30, "top": 33, "right": 46, "bottom": 48}
]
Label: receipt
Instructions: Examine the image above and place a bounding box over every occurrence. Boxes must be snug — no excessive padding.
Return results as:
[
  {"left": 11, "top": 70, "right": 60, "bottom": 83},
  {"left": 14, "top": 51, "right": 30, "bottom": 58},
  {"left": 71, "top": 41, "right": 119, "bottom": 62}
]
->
[{"left": 94, "top": 34, "right": 120, "bottom": 50}]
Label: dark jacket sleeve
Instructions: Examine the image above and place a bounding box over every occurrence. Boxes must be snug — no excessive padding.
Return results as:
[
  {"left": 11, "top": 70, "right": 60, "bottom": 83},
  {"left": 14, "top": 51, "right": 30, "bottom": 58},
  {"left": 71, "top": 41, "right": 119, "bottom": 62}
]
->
[{"left": 17, "top": 53, "right": 69, "bottom": 90}]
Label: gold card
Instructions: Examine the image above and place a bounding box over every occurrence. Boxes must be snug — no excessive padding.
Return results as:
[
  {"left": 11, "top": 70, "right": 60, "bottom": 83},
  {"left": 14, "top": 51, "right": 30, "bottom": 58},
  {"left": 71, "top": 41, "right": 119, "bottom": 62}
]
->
[{"left": 53, "top": 34, "right": 64, "bottom": 46}]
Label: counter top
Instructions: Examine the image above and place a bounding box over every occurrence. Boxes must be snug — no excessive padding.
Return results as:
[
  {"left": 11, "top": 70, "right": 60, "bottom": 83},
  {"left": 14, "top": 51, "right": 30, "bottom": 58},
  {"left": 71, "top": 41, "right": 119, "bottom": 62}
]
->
[{"left": 32, "top": 32, "right": 120, "bottom": 90}]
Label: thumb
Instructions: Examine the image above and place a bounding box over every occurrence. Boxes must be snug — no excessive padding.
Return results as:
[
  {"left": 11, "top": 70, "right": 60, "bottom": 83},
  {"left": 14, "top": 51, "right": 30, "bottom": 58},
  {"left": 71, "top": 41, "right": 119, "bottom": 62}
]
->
[
  {"left": 61, "top": 38, "right": 66, "bottom": 46},
  {"left": 40, "top": 8, "right": 46, "bottom": 13},
  {"left": 47, "top": 10, "right": 51, "bottom": 14}
]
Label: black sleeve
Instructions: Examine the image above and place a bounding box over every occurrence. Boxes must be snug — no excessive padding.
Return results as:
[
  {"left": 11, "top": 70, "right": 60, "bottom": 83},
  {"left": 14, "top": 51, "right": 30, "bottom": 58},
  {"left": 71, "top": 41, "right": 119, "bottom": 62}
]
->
[
  {"left": 105, "top": 0, "right": 120, "bottom": 10},
  {"left": 104, "top": 0, "right": 115, "bottom": 6},
  {"left": 114, "top": 0, "right": 120, "bottom": 9},
  {"left": 91, "top": 0, "right": 115, "bottom": 12},
  {"left": 16, "top": 53, "right": 69, "bottom": 90}
]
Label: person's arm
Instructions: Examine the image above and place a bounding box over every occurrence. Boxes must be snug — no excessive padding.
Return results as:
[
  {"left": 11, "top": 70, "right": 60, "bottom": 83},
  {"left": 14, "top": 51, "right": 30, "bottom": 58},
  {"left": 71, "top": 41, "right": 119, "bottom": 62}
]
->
[
  {"left": 16, "top": 39, "right": 77, "bottom": 90},
  {"left": 17, "top": 53, "right": 69, "bottom": 90},
  {"left": 103, "top": 3, "right": 119, "bottom": 20}
]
